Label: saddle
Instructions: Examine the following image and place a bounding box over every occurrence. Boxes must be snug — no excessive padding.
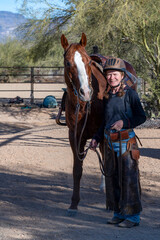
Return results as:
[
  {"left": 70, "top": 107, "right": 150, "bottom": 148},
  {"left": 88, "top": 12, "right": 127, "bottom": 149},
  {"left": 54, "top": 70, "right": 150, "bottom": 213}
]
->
[{"left": 90, "top": 54, "right": 107, "bottom": 68}]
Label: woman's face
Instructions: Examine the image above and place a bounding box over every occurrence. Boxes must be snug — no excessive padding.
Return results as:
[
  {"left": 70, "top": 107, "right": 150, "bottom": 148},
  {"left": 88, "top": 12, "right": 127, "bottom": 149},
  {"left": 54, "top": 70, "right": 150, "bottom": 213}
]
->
[{"left": 106, "top": 70, "right": 124, "bottom": 87}]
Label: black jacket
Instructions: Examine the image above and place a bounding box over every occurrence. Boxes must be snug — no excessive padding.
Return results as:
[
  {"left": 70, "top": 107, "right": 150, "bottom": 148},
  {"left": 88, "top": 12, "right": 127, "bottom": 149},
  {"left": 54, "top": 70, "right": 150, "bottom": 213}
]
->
[{"left": 94, "top": 88, "right": 146, "bottom": 143}]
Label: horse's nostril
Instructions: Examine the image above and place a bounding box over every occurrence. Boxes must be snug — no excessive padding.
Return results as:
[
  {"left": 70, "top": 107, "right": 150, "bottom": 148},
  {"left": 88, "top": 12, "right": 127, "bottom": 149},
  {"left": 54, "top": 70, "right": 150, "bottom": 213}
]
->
[{"left": 79, "top": 88, "right": 84, "bottom": 96}]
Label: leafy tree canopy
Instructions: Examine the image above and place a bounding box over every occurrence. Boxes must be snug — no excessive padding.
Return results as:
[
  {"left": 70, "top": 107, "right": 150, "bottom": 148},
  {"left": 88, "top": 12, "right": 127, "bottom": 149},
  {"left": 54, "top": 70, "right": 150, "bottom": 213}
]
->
[{"left": 11, "top": 0, "right": 160, "bottom": 110}]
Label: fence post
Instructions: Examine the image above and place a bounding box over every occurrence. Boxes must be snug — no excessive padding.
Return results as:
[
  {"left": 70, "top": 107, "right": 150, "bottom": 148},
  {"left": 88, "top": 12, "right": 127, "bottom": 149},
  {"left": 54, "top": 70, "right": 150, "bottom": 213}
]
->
[{"left": 30, "top": 67, "right": 34, "bottom": 104}]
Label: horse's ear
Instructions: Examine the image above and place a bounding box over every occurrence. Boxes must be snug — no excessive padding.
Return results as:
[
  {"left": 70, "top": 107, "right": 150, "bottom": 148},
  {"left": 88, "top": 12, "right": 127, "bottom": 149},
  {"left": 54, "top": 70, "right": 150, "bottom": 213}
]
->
[
  {"left": 61, "top": 34, "right": 69, "bottom": 50},
  {"left": 80, "top": 33, "right": 87, "bottom": 47}
]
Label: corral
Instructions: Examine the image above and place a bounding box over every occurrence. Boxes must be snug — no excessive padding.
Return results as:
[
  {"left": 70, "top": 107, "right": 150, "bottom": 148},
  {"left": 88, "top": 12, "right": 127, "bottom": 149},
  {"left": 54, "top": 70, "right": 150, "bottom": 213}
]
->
[{"left": 0, "top": 82, "right": 159, "bottom": 240}]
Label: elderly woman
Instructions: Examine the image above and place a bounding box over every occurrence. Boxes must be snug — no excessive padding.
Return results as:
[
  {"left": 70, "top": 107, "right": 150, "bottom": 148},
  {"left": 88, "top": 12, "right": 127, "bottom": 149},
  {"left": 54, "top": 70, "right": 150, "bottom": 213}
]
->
[{"left": 90, "top": 57, "right": 146, "bottom": 228}]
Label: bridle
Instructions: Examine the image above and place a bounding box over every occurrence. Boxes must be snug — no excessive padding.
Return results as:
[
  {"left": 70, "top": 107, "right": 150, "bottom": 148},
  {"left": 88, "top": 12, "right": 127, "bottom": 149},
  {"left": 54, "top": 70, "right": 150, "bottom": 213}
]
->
[
  {"left": 64, "top": 44, "right": 93, "bottom": 99},
  {"left": 64, "top": 49, "right": 94, "bottom": 161},
  {"left": 64, "top": 59, "right": 93, "bottom": 101},
  {"left": 63, "top": 49, "right": 107, "bottom": 174}
]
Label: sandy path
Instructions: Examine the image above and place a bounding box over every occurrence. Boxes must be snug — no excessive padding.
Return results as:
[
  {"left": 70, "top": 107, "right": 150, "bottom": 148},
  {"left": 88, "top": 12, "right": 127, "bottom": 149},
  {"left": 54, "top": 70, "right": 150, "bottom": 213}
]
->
[{"left": 0, "top": 105, "right": 159, "bottom": 240}]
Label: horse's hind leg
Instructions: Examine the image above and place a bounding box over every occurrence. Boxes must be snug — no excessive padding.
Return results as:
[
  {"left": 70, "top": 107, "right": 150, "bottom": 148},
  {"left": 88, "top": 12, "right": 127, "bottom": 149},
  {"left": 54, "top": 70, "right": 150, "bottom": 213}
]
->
[
  {"left": 99, "top": 140, "right": 105, "bottom": 192},
  {"left": 100, "top": 174, "right": 105, "bottom": 192}
]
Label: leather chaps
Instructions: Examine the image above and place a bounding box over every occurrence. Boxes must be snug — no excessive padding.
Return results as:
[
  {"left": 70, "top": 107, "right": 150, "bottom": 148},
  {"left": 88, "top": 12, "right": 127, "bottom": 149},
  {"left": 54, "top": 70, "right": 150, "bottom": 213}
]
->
[{"left": 104, "top": 136, "right": 142, "bottom": 215}]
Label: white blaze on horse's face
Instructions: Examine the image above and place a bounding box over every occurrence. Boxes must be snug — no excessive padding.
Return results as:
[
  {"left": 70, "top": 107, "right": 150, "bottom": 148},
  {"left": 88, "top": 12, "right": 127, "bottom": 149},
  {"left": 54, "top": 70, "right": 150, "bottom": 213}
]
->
[{"left": 74, "top": 51, "right": 92, "bottom": 101}]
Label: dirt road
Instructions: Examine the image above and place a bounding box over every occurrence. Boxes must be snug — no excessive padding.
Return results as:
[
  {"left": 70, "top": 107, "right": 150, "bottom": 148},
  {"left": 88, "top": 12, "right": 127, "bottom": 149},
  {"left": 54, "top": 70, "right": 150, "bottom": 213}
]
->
[{"left": 0, "top": 105, "right": 160, "bottom": 240}]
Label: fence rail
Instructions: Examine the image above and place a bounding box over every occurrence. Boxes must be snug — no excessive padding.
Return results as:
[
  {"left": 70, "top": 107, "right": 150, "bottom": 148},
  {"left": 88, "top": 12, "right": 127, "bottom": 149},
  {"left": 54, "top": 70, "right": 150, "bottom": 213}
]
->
[{"left": 0, "top": 66, "right": 64, "bottom": 80}]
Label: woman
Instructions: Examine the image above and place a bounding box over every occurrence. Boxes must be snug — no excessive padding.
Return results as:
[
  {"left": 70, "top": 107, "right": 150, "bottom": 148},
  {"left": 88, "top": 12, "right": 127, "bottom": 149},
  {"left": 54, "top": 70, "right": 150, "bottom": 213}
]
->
[{"left": 90, "top": 57, "right": 146, "bottom": 228}]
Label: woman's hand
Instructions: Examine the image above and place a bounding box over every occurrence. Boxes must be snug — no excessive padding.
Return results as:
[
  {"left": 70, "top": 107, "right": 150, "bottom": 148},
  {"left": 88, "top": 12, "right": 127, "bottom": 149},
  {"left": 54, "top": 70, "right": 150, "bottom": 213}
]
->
[
  {"left": 111, "top": 120, "right": 123, "bottom": 131},
  {"left": 89, "top": 139, "right": 98, "bottom": 151}
]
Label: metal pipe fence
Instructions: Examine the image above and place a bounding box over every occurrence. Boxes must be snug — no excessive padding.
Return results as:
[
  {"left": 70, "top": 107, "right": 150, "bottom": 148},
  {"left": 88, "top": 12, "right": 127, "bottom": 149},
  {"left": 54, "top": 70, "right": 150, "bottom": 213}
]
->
[
  {"left": 0, "top": 67, "right": 159, "bottom": 128},
  {"left": 0, "top": 67, "right": 155, "bottom": 115},
  {"left": 0, "top": 66, "right": 64, "bottom": 104}
]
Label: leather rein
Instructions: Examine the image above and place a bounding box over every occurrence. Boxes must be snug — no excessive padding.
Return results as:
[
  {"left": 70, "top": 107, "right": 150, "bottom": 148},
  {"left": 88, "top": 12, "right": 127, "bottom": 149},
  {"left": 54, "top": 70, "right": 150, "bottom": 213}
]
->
[
  {"left": 58, "top": 49, "right": 105, "bottom": 173},
  {"left": 65, "top": 60, "right": 92, "bottom": 162},
  {"left": 65, "top": 60, "right": 105, "bottom": 173}
]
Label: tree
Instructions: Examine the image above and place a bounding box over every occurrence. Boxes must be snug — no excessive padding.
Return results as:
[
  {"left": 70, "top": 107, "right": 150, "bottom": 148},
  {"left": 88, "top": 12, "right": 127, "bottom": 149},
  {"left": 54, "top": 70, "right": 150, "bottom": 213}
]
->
[
  {"left": 16, "top": 0, "right": 75, "bottom": 65},
  {"left": 102, "top": 0, "right": 160, "bottom": 113},
  {"left": 65, "top": 0, "right": 160, "bottom": 113},
  {"left": 0, "top": 39, "right": 30, "bottom": 67},
  {"left": 17, "top": 0, "right": 160, "bottom": 113}
]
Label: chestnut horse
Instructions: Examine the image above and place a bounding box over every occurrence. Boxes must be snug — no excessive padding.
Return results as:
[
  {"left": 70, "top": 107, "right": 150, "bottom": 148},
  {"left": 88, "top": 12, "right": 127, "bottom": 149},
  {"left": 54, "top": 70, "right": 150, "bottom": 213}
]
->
[{"left": 60, "top": 33, "right": 137, "bottom": 214}]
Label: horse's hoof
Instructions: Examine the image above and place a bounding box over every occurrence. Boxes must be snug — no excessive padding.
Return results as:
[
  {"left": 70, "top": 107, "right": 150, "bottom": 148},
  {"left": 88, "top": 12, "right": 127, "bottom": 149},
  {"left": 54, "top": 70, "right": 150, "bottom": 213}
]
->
[
  {"left": 99, "top": 183, "right": 105, "bottom": 192},
  {"left": 67, "top": 208, "right": 78, "bottom": 217}
]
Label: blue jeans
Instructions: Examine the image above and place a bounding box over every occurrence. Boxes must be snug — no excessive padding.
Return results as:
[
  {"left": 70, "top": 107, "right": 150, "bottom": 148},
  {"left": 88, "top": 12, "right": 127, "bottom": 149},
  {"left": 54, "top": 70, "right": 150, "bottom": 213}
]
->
[{"left": 114, "top": 212, "right": 140, "bottom": 223}]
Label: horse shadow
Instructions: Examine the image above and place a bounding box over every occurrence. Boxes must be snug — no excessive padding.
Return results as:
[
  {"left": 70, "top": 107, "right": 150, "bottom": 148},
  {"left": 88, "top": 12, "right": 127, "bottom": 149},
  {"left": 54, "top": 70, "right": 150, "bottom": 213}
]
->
[{"left": 0, "top": 121, "right": 69, "bottom": 148}]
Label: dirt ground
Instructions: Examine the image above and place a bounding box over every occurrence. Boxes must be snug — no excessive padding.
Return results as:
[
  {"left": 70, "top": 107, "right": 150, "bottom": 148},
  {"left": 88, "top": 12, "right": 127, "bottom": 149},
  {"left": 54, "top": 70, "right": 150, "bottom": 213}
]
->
[{"left": 0, "top": 104, "right": 160, "bottom": 240}]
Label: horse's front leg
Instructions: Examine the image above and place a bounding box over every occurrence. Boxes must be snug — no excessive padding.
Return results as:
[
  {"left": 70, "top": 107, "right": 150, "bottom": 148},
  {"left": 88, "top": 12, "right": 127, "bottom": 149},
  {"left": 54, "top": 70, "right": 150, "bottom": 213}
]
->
[
  {"left": 70, "top": 153, "right": 83, "bottom": 210},
  {"left": 68, "top": 129, "right": 86, "bottom": 215}
]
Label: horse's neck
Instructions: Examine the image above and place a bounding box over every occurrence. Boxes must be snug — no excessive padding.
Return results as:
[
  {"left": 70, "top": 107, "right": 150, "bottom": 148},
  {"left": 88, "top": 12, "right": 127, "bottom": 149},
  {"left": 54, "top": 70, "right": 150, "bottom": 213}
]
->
[
  {"left": 66, "top": 87, "right": 86, "bottom": 110},
  {"left": 65, "top": 87, "right": 87, "bottom": 130},
  {"left": 91, "top": 64, "right": 107, "bottom": 99}
]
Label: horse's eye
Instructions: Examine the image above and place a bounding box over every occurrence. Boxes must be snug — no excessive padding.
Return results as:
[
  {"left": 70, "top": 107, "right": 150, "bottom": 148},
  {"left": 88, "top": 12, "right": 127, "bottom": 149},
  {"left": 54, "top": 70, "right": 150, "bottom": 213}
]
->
[{"left": 65, "top": 61, "right": 71, "bottom": 67}]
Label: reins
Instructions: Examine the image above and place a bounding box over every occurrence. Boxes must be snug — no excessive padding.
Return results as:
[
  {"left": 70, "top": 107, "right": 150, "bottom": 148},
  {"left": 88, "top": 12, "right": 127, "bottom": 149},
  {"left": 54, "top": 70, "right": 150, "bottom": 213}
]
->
[
  {"left": 64, "top": 61, "right": 92, "bottom": 162},
  {"left": 63, "top": 54, "right": 106, "bottom": 173},
  {"left": 74, "top": 100, "right": 91, "bottom": 161},
  {"left": 72, "top": 71, "right": 106, "bottom": 178},
  {"left": 65, "top": 61, "right": 102, "bottom": 164},
  {"left": 73, "top": 96, "right": 105, "bottom": 173}
]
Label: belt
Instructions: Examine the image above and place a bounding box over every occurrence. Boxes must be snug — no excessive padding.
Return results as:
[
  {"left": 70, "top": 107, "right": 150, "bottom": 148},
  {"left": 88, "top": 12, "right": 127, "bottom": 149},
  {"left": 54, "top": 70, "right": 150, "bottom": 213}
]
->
[{"left": 104, "top": 129, "right": 132, "bottom": 142}]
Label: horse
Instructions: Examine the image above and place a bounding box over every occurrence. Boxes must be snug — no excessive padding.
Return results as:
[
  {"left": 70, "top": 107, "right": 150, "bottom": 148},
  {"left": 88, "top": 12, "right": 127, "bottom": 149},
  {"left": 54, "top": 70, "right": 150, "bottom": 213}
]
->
[{"left": 60, "top": 33, "right": 138, "bottom": 214}]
